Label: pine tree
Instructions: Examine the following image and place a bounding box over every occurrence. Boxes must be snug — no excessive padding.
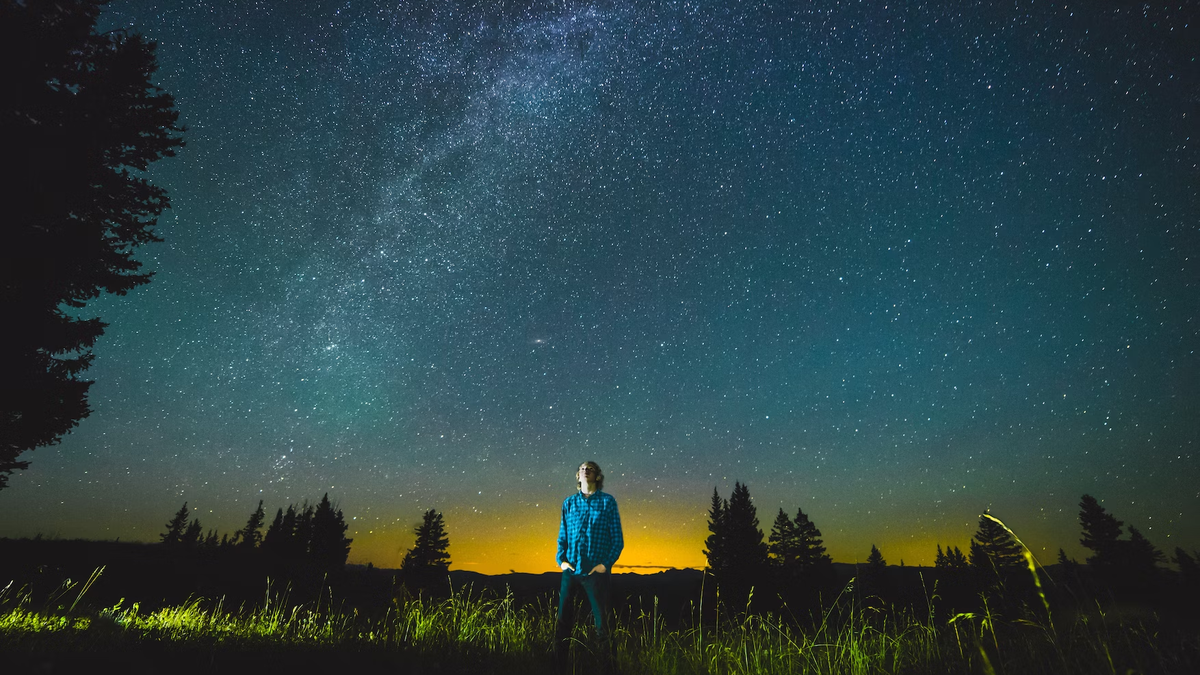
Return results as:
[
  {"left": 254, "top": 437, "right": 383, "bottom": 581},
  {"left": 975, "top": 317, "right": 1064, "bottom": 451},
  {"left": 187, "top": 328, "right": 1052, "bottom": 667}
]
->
[
  {"left": 281, "top": 504, "right": 299, "bottom": 553},
  {"left": 703, "top": 488, "right": 729, "bottom": 575},
  {"left": 0, "top": 0, "right": 184, "bottom": 488},
  {"left": 1125, "top": 526, "right": 1164, "bottom": 574},
  {"left": 1079, "top": 494, "right": 1123, "bottom": 567},
  {"left": 793, "top": 508, "right": 831, "bottom": 570},
  {"left": 181, "top": 518, "right": 202, "bottom": 548},
  {"left": 311, "top": 493, "right": 352, "bottom": 570},
  {"left": 947, "top": 546, "right": 968, "bottom": 569},
  {"left": 867, "top": 544, "right": 886, "bottom": 569},
  {"left": 161, "top": 503, "right": 189, "bottom": 547},
  {"left": 724, "top": 482, "right": 768, "bottom": 578},
  {"left": 238, "top": 500, "right": 266, "bottom": 549},
  {"left": 767, "top": 508, "right": 798, "bottom": 569},
  {"left": 293, "top": 503, "right": 315, "bottom": 558},
  {"left": 401, "top": 509, "right": 451, "bottom": 590},
  {"left": 971, "top": 514, "right": 1023, "bottom": 574},
  {"left": 859, "top": 544, "right": 888, "bottom": 603},
  {"left": 262, "top": 507, "right": 287, "bottom": 556}
]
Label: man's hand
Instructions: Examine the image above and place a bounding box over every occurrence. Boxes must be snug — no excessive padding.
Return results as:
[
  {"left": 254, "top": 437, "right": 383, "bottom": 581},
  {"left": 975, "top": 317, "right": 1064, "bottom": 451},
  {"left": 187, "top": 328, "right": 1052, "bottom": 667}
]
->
[
  {"left": 560, "top": 561, "right": 575, "bottom": 572},
  {"left": 589, "top": 563, "right": 606, "bottom": 575}
]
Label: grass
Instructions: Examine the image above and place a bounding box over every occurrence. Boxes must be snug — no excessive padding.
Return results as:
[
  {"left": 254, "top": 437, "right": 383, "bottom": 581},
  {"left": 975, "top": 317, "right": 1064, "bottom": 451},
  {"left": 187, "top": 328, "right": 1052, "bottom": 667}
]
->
[{"left": 2, "top": 569, "right": 1196, "bottom": 675}]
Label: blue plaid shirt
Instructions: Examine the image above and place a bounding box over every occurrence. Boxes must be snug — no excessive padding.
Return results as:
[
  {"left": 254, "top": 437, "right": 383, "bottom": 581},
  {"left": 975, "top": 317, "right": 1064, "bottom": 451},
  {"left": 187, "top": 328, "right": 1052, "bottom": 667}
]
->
[{"left": 557, "top": 490, "right": 623, "bottom": 574}]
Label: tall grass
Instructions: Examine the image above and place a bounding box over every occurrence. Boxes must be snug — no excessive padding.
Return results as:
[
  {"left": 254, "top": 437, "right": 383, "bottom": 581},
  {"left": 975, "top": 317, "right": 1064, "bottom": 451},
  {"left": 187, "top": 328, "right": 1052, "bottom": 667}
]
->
[{"left": 0, "top": 569, "right": 1193, "bottom": 674}]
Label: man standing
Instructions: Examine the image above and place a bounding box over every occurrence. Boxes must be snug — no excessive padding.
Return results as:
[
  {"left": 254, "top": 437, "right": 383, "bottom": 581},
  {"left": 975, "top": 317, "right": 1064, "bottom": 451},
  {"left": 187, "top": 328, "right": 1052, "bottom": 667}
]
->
[{"left": 555, "top": 460, "right": 624, "bottom": 669}]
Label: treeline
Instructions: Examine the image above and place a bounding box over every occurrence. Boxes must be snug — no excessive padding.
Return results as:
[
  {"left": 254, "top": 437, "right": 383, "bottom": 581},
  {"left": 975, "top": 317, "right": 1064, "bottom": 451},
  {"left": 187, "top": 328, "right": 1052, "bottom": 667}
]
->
[
  {"left": 702, "top": 483, "right": 1200, "bottom": 619},
  {"left": 159, "top": 494, "right": 351, "bottom": 574},
  {"left": 159, "top": 499, "right": 453, "bottom": 594}
]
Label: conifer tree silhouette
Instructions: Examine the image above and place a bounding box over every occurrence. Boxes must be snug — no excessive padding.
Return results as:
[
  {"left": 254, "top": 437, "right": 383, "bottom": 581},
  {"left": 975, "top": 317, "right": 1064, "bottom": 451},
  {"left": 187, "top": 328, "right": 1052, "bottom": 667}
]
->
[
  {"left": 970, "top": 514, "right": 1023, "bottom": 574},
  {"left": 161, "top": 503, "right": 189, "bottom": 547},
  {"left": 262, "top": 508, "right": 287, "bottom": 556},
  {"left": 0, "top": 0, "right": 183, "bottom": 488},
  {"left": 238, "top": 500, "right": 266, "bottom": 549},
  {"left": 182, "top": 518, "right": 203, "bottom": 548},
  {"left": 401, "top": 509, "right": 450, "bottom": 591},
  {"left": 703, "top": 488, "right": 729, "bottom": 575},
  {"left": 311, "top": 493, "right": 352, "bottom": 570},
  {"left": 703, "top": 482, "right": 767, "bottom": 610},
  {"left": 1079, "top": 494, "right": 1123, "bottom": 567}
]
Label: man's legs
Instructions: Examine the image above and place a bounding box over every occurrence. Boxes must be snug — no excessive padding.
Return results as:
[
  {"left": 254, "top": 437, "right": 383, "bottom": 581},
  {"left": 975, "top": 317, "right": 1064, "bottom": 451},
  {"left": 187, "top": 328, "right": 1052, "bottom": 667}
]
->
[
  {"left": 554, "top": 570, "right": 576, "bottom": 670},
  {"left": 579, "top": 572, "right": 614, "bottom": 666}
]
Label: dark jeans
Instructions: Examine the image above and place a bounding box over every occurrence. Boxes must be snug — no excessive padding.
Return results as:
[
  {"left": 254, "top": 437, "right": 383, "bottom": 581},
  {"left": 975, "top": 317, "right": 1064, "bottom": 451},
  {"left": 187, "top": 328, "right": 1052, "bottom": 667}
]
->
[{"left": 554, "top": 569, "right": 612, "bottom": 667}]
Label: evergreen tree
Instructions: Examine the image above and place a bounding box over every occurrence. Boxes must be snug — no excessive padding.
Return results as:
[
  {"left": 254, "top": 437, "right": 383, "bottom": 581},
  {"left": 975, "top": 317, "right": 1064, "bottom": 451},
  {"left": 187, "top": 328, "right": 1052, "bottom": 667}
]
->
[
  {"left": 161, "top": 503, "right": 189, "bottom": 547},
  {"left": 311, "top": 493, "right": 353, "bottom": 570},
  {"left": 947, "top": 546, "right": 968, "bottom": 569},
  {"left": 724, "top": 482, "right": 768, "bottom": 577},
  {"left": 859, "top": 544, "right": 888, "bottom": 603},
  {"left": 181, "top": 518, "right": 202, "bottom": 548},
  {"left": 867, "top": 544, "right": 886, "bottom": 569},
  {"left": 401, "top": 509, "right": 451, "bottom": 589},
  {"left": 262, "top": 507, "right": 287, "bottom": 556},
  {"left": 1125, "top": 526, "right": 1165, "bottom": 574},
  {"left": 971, "top": 514, "right": 1023, "bottom": 574},
  {"left": 280, "top": 504, "right": 299, "bottom": 553},
  {"left": 293, "top": 503, "right": 315, "bottom": 558},
  {"left": 1056, "top": 548, "right": 1073, "bottom": 566},
  {"left": 238, "top": 500, "right": 266, "bottom": 549},
  {"left": 0, "top": 0, "right": 184, "bottom": 488},
  {"left": 767, "top": 508, "right": 798, "bottom": 569},
  {"left": 1079, "top": 494, "right": 1123, "bottom": 567},
  {"left": 793, "top": 508, "right": 831, "bottom": 571},
  {"left": 703, "top": 488, "right": 729, "bottom": 575}
]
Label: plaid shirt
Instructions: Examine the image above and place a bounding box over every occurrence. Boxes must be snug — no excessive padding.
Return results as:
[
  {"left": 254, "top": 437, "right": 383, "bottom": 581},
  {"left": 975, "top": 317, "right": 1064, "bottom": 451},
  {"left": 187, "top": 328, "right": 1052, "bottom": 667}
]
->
[{"left": 557, "top": 490, "right": 623, "bottom": 574}]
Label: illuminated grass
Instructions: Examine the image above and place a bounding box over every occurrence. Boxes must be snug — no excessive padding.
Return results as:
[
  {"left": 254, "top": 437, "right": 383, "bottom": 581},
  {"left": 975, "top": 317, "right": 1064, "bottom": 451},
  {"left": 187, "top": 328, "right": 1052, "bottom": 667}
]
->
[{"left": 0, "top": 571, "right": 1193, "bottom": 674}]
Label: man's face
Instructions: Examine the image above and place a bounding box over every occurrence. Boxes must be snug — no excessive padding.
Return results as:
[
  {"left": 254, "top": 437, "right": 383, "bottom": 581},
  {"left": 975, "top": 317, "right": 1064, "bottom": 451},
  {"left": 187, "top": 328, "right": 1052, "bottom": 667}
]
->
[{"left": 578, "top": 465, "right": 596, "bottom": 485}]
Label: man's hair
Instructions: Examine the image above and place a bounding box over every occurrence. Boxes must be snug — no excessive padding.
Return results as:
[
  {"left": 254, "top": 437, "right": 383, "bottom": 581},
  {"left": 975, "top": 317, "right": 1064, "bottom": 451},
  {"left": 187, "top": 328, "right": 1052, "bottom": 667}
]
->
[{"left": 576, "top": 461, "right": 604, "bottom": 491}]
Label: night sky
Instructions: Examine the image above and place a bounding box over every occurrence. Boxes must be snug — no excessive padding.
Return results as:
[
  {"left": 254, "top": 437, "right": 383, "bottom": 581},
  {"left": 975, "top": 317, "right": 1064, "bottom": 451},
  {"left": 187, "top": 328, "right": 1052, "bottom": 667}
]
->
[{"left": 2, "top": 0, "right": 1197, "bottom": 575}]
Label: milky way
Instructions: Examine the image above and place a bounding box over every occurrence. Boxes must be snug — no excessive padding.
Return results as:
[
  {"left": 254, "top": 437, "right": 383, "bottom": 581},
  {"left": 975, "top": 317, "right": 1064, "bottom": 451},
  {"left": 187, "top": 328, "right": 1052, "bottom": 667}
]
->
[{"left": 2, "top": 0, "right": 1196, "bottom": 573}]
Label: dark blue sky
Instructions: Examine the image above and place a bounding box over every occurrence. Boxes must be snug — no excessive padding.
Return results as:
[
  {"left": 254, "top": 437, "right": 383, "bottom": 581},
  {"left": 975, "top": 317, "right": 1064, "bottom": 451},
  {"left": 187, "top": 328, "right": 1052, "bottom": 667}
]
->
[{"left": 2, "top": 0, "right": 1196, "bottom": 572}]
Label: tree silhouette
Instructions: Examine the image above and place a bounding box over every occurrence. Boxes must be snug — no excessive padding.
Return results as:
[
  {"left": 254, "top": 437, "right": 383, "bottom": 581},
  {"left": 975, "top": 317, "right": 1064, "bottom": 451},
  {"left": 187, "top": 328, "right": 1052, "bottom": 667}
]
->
[
  {"left": 767, "top": 509, "right": 799, "bottom": 569},
  {"left": 703, "top": 488, "right": 729, "bottom": 576},
  {"left": 792, "top": 508, "right": 832, "bottom": 572},
  {"left": 238, "top": 500, "right": 266, "bottom": 549},
  {"left": 1079, "top": 494, "right": 1123, "bottom": 567},
  {"left": 181, "top": 517, "right": 203, "bottom": 548},
  {"left": 161, "top": 502, "right": 189, "bottom": 547},
  {"left": 933, "top": 543, "right": 974, "bottom": 613},
  {"left": 1125, "top": 526, "right": 1165, "bottom": 575},
  {"left": 310, "top": 493, "right": 352, "bottom": 571},
  {"left": 769, "top": 506, "right": 836, "bottom": 612},
  {"left": 858, "top": 544, "right": 888, "bottom": 603},
  {"left": 866, "top": 544, "right": 886, "bottom": 569},
  {"left": 703, "top": 482, "right": 767, "bottom": 610},
  {"left": 401, "top": 509, "right": 450, "bottom": 591},
  {"left": 0, "top": 0, "right": 184, "bottom": 488},
  {"left": 970, "top": 514, "right": 1023, "bottom": 575},
  {"left": 293, "top": 503, "right": 315, "bottom": 558},
  {"left": 935, "top": 544, "right": 969, "bottom": 571},
  {"left": 262, "top": 507, "right": 288, "bottom": 556}
]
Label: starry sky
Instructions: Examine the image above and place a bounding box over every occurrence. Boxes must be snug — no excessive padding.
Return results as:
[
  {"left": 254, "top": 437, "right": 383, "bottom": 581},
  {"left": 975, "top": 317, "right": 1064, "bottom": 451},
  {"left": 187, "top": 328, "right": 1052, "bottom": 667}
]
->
[{"left": 2, "top": 0, "right": 1197, "bottom": 575}]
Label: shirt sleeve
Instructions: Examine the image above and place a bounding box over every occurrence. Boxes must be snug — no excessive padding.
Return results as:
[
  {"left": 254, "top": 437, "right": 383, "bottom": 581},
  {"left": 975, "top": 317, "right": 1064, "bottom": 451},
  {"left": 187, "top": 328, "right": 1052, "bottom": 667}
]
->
[
  {"left": 602, "top": 496, "right": 624, "bottom": 570},
  {"left": 556, "top": 498, "right": 569, "bottom": 566}
]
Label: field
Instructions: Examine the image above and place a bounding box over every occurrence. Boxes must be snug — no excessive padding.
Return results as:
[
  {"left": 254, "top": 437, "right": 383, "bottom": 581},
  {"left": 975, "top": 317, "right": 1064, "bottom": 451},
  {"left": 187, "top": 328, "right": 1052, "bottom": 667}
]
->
[{"left": 2, "top": 564, "right": 1197, "bottom": 675}]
